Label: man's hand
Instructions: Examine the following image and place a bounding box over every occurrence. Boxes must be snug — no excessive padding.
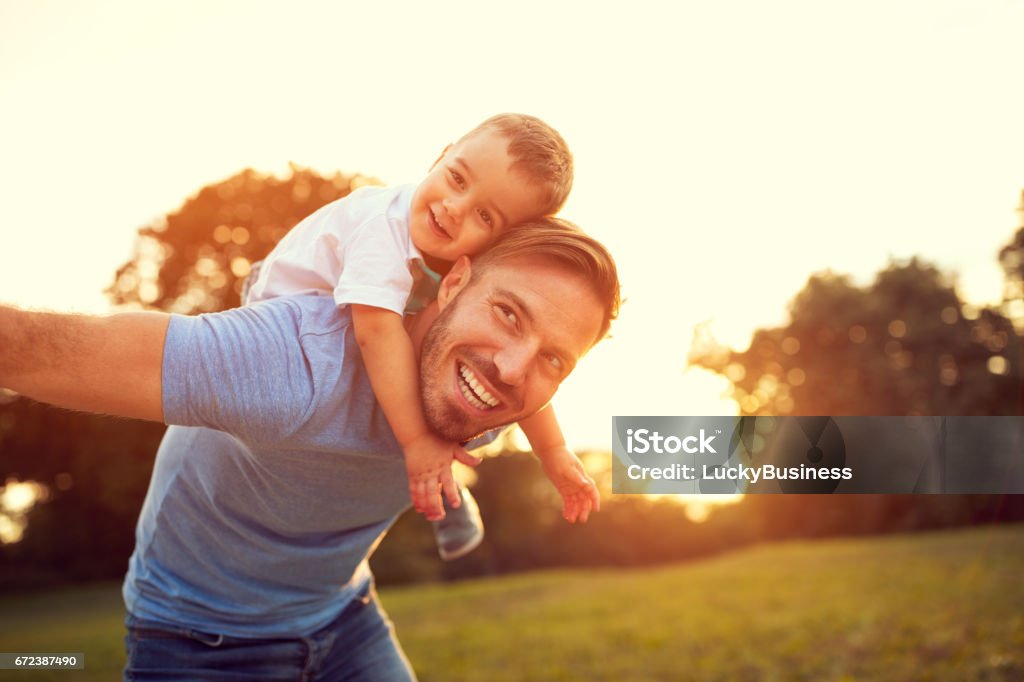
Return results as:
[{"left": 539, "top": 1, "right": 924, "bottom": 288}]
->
[
  {"left": 404, "top": 433, "right": 481, "bottom": 521},
  {"left": 538, "top": 446, "right": 601, "bottom": 524}
]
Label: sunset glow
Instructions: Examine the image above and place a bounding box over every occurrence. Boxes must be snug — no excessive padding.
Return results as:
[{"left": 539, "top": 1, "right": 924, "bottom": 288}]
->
[{"left": 2, "top": 1, "right": 1022, "bottom": 450}]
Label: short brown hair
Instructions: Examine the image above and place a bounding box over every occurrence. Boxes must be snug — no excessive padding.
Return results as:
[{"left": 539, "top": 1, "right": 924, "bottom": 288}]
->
[
  {"left": 471, "top": 217, "right": 620, "bottom": 345},
  {"left": 460, "top": 113, "right": 574, "bottom": 216}
]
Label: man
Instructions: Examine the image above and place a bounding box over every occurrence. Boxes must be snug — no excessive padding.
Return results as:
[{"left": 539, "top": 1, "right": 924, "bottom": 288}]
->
[{"left": 0, "top": 219, "right": 620, "bottom": 680}]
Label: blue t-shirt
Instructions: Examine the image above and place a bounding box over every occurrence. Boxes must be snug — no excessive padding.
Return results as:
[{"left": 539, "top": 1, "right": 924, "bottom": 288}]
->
[{"left": 123, "top": 294, "right": 495, "bottom": 637}]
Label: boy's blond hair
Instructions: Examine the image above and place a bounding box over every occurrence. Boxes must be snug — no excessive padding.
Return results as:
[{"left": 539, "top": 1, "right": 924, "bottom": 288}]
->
[{"left": 460, "top": 113, "right": 574, "bottom": 216}]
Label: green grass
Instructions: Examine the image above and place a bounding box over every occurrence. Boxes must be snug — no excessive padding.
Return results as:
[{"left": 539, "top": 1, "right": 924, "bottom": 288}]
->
[
  {"left": 1, "top": 525, "right": 1022, "bottom": 681},
  {"left": 0, "top": 583, "right": 127, "bottom": 682}
]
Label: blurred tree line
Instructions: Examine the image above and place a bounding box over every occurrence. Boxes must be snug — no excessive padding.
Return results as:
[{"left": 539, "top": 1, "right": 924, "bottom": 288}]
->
[
  {"left": 688, "top": 247, "right": 1024, "bottom": 417},
  {"left": 1, "top": 171, "right": 1022, "bottom": 590}
]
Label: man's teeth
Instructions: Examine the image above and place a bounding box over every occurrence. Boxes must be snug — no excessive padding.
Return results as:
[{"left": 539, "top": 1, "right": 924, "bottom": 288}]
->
[{"left": 459, "top": 364, "right": 499, "bottom": 410}]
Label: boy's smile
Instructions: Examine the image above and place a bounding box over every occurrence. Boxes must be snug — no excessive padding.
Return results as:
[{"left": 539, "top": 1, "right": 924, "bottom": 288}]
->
[{"left": 409, "top": 129, "right": 547, "bottom": 266}]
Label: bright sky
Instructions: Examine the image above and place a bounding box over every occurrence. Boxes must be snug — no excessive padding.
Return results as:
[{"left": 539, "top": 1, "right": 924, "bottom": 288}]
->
[{"left": 1, "top": 0, "right": 1022, "bottom": 448}]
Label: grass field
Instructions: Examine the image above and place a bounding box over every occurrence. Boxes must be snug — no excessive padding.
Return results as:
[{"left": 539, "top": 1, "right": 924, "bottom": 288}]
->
[{"left": 1, "top": 525, "right": 1022, "bottom": 681}]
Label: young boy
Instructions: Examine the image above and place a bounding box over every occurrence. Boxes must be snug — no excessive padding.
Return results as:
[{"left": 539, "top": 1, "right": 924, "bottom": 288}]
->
[{"left": 244, "top": 114, "right": 600, "bottom": 560}]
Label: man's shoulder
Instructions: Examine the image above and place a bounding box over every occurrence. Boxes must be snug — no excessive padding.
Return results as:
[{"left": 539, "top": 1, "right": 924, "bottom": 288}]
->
[
  {"left": 245, "top": 294, "right": 353, "bottom": 339},
  {"left": 163, "top": 294, "right": 372, "bottom": 444},
  {"left": 238, "top": 295, "right": 392, "bottom": 451},
  {"left": 172, "top": 296, "right": 353, "bottom": 363}
]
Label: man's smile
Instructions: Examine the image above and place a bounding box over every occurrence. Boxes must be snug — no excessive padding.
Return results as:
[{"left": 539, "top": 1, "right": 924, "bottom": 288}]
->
[{"left": 457, "top": 361, "right": 501, "bottom": 411}]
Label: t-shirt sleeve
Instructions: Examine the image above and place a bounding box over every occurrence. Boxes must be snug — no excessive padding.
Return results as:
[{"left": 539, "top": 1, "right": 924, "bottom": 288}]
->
[
  {"left": 162, "top": 300, "right": 316, "bottom": 444},
  {"left": 332, "top": 216, "right": 414, "bottom": 314},
  {"left": 464, "top": 426, "right": 506, "bottom": 451}
]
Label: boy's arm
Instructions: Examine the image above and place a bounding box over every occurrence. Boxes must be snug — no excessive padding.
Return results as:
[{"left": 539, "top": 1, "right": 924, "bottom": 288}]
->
[
  {"left": 351, "top": 304, "right": 479, "bottom": 520},
  {"left": 518, "top": 404, "right": 568, "bottom": 454},
  {"left": 0, "top": 305, "right": 167, "bottom": 422},
  {"left": 519, "top": 405, "right": 601, "bottom": 523}
]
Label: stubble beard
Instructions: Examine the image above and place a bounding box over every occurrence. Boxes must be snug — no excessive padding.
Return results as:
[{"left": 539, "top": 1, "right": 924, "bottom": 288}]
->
[
  {"left": 418, "top": 300, "right": 506, "bottom": 443},
  {"left": 419, "top": 302, "right": 473, "bottom": 442}
]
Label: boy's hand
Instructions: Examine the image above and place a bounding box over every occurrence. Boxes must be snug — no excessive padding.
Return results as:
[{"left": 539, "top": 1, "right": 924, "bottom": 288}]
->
[
  {"left": 539, "top": 447, "right": 601, "bottom": 524},
  {"left": 404, "top": 433, "right": 481, "bottom": 521}
]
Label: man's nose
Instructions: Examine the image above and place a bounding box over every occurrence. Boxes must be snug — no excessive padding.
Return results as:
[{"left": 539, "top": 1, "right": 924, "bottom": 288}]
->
[{"left": 494, "top": 341, "right": 536, "bottom": 388}]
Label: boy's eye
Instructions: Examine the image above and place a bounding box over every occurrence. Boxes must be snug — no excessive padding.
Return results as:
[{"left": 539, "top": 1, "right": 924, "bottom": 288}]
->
[
  {"left": 449, "top": 169, "right": 466, "bottom": 189},
  {"left": 478, "top": 209, "right": 494, "bottom": 227}
]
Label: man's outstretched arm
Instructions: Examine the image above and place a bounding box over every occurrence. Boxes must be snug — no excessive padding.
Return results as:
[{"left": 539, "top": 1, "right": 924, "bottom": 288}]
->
[{"left": 0, "top": 305, "right": 169, "bottom": 422}]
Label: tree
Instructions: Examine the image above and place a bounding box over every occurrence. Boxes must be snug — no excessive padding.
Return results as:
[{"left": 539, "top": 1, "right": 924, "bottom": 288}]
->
[
  {"left": 685, "top": 221, "right": 1024, "bottom": 549},
  {"left": 0, "top": 397, "right": 165, "bottom": 588},
  {"left": 998, "top": 190, "right": 1024, "bottom": 331},
  {"left": 689, "top": 255, "right": 1022, "bottom": 416},
  {"left": 108, "top": 165, "right": 378, "bottom": 314}
]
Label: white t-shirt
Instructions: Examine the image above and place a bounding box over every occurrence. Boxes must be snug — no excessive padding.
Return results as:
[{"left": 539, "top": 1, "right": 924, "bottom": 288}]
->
[{"left": 246, "top": 184, "right": 421, "bottom": 315}]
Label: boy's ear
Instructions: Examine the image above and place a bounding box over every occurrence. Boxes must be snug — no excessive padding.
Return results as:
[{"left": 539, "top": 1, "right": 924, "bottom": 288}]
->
[
  {"left": 436, "top": 256, "right": 472, "bottom": 311},
  {"left": 429, "top": 144, "right": 453, "bottom": 171}
]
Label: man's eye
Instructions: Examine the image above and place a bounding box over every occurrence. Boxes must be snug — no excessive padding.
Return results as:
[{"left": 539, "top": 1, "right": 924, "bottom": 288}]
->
[
  {"left": 449, "top": 169, "right": 466, "bottom": 189},
  {"left": 479, "top": 209, "right": 494, "bottom": 227},
  {"left": 546, "top": 354, "right": 563, "bottom": 371},
  {"left": 496, "top": 304, "right": 517, "bottom": 326}
]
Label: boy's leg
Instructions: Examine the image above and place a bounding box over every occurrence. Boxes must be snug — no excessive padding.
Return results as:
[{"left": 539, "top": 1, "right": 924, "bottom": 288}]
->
[{"left": 432, "top": 486, "right": 484, "bottom": 561}]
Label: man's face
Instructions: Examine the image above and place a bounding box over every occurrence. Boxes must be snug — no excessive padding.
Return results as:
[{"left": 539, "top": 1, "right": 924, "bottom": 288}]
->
[
  {"left": 419, "top": 257, "right": 604, "bottom": 442},
  {"left": 409, "top": 129, "right": 546, "bottom": 265}
]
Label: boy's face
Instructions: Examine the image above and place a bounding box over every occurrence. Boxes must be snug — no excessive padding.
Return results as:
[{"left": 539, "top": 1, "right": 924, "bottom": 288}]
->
[{"left": 410, "top": 129, "right": 547, "bottom": 264}]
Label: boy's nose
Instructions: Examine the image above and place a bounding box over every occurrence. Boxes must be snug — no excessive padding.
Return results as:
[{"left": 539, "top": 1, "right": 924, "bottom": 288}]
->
[{"left": 442, "top": 197, "right": 465, "bottom": 223}]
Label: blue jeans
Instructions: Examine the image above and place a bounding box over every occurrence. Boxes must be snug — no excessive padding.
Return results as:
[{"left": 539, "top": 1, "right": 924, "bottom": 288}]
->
[{"left": 123, "top": 584, "right": 416, "bottom": 681}]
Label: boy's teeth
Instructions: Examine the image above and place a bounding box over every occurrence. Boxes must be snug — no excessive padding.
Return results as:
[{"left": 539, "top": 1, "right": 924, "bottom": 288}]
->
[
  {"left": 459, "top": 364, "right": 499, "bottom": 409},
  {"left": 433, "top": 212, "right": 449, "bottom": 236}
]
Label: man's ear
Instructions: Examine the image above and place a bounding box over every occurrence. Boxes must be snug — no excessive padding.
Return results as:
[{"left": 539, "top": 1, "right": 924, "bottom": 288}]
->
[
  {"left": 429, "top": 144, "right": 453, "bottom": 171},
  {"left": 437, "top": 256, "right": 472, "bottom": 311}
]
